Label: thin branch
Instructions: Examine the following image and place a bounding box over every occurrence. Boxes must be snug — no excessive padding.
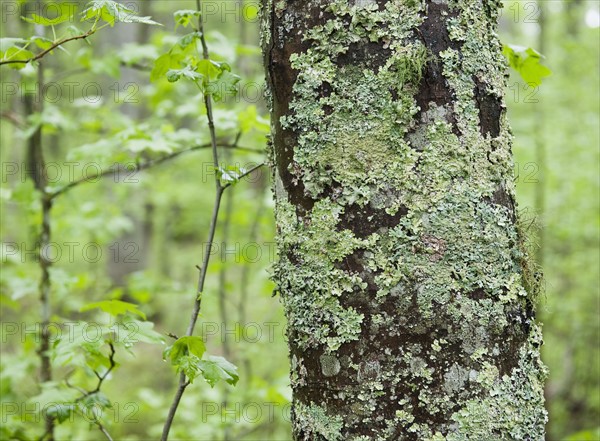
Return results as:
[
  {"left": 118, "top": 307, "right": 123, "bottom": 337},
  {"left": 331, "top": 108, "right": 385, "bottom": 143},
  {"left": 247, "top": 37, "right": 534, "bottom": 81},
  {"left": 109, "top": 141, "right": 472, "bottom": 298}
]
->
[
  {"left": 97, "top": 423, "right": 114, "bottom": 441},
  {"left": 0, "top": 29, "right": 95, "bottom": 66},
  {"left": 161, "top": 1, "right": 226, "bottom": 438},
  {"left": 90, "top": 343, "right": 116, "bottom": 394},
  {"left": 1, "top": 111, "right": 25, "bottom": 128},
  {"left": 49, "top": 143, "right": 261, "bottom": 200},
  {"left": 49, "top": 61, "right": 151, "bottom": 82}
]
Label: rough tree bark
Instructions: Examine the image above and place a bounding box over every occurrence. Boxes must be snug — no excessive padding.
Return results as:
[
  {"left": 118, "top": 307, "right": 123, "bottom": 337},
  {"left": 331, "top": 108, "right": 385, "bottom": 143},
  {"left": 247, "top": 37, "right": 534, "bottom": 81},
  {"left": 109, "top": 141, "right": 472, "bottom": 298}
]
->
[{"left": 263, "top": 1, "right": 547, "bottom": 440}]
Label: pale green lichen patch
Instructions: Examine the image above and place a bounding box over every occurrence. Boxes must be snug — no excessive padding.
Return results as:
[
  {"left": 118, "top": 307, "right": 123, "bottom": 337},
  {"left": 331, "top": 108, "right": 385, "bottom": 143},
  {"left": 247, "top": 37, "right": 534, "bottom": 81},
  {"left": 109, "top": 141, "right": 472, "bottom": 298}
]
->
[
  {"left": 274, "top": 198, "right": 367, "bottom": 351},
  {"left": 294, "top": 402, "right": 344, "bottom": 441},
  {"left": 446, "top": 326, "right": 548, "bottom": 441},
  {"left": 320, "top": 354, "right": 342, "bottom": 377}
]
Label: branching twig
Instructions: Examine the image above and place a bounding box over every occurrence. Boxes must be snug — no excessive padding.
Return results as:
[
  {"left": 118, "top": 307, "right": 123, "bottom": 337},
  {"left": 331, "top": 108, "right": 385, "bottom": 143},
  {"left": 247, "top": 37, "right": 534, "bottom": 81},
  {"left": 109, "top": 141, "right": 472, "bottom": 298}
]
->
[
  {"left": 0, "top": 29, "right": 95, "bottom": 66},
  {"left": 49, "top": 143, "right": 261, "bottom": 200},
  {"left": 90, "top": 342, "right": 116, "bottom": 394}
]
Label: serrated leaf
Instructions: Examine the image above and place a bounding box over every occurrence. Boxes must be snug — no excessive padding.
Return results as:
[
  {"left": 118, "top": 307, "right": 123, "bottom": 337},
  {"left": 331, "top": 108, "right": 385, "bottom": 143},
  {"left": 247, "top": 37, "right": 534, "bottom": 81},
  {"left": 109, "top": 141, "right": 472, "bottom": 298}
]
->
[
  {"left": 174, "top": 9, "right": 201, "bottom": 29},
  {"left": 198, "top": 355, "right": 239, "bottom": 387},
  {"left": 503, "top": 44, "right": 551, "bottom": 87},
  {"left": 30, "top": 36, "right": 54, "bottom": 50},
  {"left": 120, "top": 317, "right": 165, "bottom": 345},
  {"left": 178, "top": 31, "right": 201, "bottom": 49},
  {"left": 1, "top": 46, "right": 35, "bottom": 69},
  {"left": 166, "top": 65, "right": 203, "bottom": 83},
  {"left": 21, "top": 4, "right": 75, "bottom": 26},
  {"left": 208, "top": 70, "right": 241, "bottom": 101},
  {"left": 81, "top": 0, "right": 160, "bottom": 27},
  {"left": 164, "top": 336, "right": 206, "bottom": 364},
  {"left": 150, "top": 52, "right": 183, "bottom": 82},
  {"left": 196, "top": 59, "right": 221, "bottom": 80},
  {"left": 80, "top": 299, "right": 146, "bottom": 320}
]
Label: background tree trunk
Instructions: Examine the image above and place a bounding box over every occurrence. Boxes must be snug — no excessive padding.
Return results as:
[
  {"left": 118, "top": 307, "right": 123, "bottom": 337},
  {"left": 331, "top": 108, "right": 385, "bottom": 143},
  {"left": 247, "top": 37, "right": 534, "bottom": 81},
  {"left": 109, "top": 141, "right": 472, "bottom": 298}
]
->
[{"left": 264, "top": 0, "right": 547, "bottom": 440}]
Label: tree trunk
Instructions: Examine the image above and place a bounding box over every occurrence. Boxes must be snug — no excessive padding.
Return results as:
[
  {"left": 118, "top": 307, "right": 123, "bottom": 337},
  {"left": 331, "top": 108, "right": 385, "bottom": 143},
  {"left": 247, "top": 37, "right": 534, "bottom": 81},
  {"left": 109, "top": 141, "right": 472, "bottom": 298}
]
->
[{"left": 263, "top": 1, "right": 547, "bottom": 440}]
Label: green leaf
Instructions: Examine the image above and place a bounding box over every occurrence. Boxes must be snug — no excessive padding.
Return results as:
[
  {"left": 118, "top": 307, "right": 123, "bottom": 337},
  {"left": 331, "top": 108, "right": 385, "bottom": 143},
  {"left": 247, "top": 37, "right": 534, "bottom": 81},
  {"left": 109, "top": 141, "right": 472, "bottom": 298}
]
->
[
  {"left": 120, "top": 318, "right": 165, "bottom": 345},
  {"left": 46, "top": 404, "right": 75, "bottom": 423},
  {"left": 166, "top": 65, "right": 203, "bottom": 83},
  {"left": 176, "top": 354, "right": 201, "bottom": 381},
  {"left": 208, "top": 70, "right": 241, "bottom": 101},
  {"left": 196, "top": 59, "right": 221, "bottom": 80},
  {"left": 174, "top": 10, "right": 201, "bottom": 29},
  {"left": 30, "top": 36, "right": 54, "bottom": 51},
  {"left": 1, "top": 46, "right": 35, "bottom": 69},
  {"left": 164, "top": 336, "right": 206, "bottom": 364},
  {"left": 198, "top": 355, "right": 239, "bottom": 387},
  {"left": 0, "top": 38, "right": 28, "bottom": 52},
  {"left": 150, "top": 52, "right": 183, "bottom": 82},
  {"left": 28, "top": 382, "right": 80, "bottom": 409},
  {"left": 216, "top": 165, "right": 246, "bottom": 186},
  {"left": 81, "top": 0, "right": 161, "bottom": 27},
  {"left": 564, "top": 428, "right": 600, "bottom": 441},
  {"left": 80, "top": 299, "right": 146, "bottom": 320},
  {"left": 503, "top": 44, "right": 551, "bottom": 87},
  {"left": 178, "top": 32, "right": 201, "bottom": 49},
  {"left": 21, "top": 3, "right": 75, "bottom": 26}
]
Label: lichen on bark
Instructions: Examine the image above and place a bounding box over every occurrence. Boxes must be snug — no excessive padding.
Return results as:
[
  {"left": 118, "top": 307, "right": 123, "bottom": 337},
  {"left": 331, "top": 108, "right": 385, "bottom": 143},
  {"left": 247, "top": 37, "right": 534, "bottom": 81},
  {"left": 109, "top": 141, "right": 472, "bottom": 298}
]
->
[{"left": 263, "top": 0, "right": 547, "bottom": 439}]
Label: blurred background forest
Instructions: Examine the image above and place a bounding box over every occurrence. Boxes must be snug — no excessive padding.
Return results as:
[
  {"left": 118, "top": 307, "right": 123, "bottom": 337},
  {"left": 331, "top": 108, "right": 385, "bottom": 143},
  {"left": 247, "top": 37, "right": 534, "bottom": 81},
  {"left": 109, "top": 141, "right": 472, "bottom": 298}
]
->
[{"left": 0, "top": 1, "right": 598, "bottom": 440}]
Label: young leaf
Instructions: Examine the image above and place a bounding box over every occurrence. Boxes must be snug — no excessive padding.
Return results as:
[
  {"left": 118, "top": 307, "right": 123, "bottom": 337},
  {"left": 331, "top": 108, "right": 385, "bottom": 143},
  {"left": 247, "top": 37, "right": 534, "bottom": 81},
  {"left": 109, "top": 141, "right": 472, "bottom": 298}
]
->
[
  {"left": 503, "top": 44, "right": 551, "bottom": 87},
  {"left": 174, "top": 10, "right": 201, "bottom": 29},
  {"left": 196, "top": 59, "right": 221, "bottom": 80},
  {"left": 166, "top": 65, "right": 203, "bottom": 83},
  {"left": 198, "top": 355, "right": 239, "bottom": 387},
  {"left": 208, "top": 70, "right": 241, "bottom": 101},
  {"left": 1, "top": 47, "right": 35, "bottom": 69},
  {"left": 164, "top": 336, "right": 206, "bottom": 364},
  {"left": 30, "top": 36, "right": 54, "bottom": 51},
  {"left": 150, "top": 52, "right": 184, "bottom": 82},
  {"left": 21, "top": 3, "right": 75, "bottom": 26},
  {"left": 81, "top": 0, "right": 161, "bottom": 27},
  {"left": 46, "top": 403, "right": 75, "bottom": 424},
  {"left": 80, "top": 299, "right": 146, "bottom": 320}
]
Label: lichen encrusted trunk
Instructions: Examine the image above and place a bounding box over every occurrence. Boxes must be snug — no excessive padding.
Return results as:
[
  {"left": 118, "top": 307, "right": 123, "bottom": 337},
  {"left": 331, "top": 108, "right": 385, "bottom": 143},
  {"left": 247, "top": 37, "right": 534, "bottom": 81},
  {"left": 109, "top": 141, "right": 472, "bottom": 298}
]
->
[{"left": 262, "top": 1, "right": 547, "bottom": 440}]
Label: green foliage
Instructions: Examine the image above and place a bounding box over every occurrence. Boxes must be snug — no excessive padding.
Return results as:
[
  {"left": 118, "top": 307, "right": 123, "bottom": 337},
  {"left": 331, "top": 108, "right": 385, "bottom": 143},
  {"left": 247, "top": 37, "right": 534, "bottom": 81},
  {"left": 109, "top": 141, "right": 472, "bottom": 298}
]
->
[
  {"left": 564, "top": 428, "right": 600, "bottom": 441},
  {"left": 80, "top": 299, "right": 147, "bottom": 320},
  {"left": 163, "top": 337, "right": 238, "bottom": 387},
  {"left": 0, "top": 0, "right": 160, "bottom": 69},
  {"left": 503, "top": 44, "right": 552, "bottom": 86},
  {"left": 81, "top": 0, "right": 161, "bottom": 26},
  {"left": 21, "top": 4, "right": 74, "bottom": 26},
  {"left": 174, "top": 10, "right": 202, "bottom": 29}
]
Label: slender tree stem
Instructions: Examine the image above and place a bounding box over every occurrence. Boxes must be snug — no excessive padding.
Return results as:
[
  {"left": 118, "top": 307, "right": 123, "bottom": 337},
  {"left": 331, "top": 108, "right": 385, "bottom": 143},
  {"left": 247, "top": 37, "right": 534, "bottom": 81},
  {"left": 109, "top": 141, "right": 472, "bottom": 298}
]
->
[
  {"left": 161, "top": 2, "right": 225, "bottom": 438},
  {"left": 27, "top": 47, "right": 55, "bottom": 440}
]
